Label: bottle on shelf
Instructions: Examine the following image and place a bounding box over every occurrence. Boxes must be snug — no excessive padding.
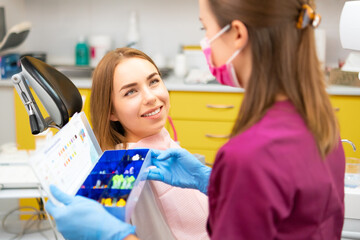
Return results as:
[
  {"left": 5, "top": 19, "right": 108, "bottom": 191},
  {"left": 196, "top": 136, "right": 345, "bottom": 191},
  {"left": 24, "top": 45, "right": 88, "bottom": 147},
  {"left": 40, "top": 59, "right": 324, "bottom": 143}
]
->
[
  {"left": 75, "top": 36, "right": 89, "bottom": 66},
  {"left": 174, "top": 45, "right": 187, "bottom": 78},
  {"left": 126, "top": 11, "right": 140, "bottom": 49}
]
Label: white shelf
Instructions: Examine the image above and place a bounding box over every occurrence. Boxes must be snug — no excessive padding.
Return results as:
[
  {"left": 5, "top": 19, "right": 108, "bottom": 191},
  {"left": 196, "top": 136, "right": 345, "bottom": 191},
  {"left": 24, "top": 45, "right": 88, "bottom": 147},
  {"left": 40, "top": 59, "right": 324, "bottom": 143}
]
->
[{"left": 0, "top": 188, "right": 46, "bottom": 199}]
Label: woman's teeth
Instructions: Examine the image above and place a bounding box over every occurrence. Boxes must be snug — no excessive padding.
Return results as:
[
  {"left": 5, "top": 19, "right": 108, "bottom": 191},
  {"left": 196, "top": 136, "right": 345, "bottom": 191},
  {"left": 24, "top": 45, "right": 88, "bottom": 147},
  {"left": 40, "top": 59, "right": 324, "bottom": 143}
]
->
[{"left": 143, "top": 107, "right": 161, "bottom": 117}]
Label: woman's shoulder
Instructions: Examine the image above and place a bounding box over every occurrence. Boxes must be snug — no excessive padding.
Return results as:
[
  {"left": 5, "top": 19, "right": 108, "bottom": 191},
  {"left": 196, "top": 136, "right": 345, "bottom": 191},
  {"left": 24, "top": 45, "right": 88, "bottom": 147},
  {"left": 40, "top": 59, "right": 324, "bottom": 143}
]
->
[
  {"left": 217, "top": 129, "right": 271, "bottom": 168},
  {"left": 216, "top": 101, "right": 312, "bottom": 167}
]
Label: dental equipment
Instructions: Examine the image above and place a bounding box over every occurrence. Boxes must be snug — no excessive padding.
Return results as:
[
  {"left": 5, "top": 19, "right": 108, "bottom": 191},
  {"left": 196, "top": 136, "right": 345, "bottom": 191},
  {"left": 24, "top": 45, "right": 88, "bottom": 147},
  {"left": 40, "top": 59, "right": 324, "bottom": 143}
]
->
[{"left": 11, "top": 56, "right": 82, "bottom": 135}]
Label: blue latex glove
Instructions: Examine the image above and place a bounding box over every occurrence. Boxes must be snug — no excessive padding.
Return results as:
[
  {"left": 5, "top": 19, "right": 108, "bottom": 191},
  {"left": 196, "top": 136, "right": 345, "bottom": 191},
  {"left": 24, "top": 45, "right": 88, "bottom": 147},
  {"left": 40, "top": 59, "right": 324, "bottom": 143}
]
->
[
  {"left": 147, "top": 148, "right": 211, "bottom": 194},
  {"left": 45, "top": 185, "right": 136, "bottom": 240}
]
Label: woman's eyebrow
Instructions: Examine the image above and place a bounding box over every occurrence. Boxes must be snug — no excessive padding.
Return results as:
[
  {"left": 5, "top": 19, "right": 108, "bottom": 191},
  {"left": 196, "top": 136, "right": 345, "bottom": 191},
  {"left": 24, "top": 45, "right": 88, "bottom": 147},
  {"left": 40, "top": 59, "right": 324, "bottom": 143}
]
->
[
  {"left": 119, "top": 72, "right": 159, "bottom": 91},
  {"left": 147, "top": 72, "right": 159, "bottom": 80},
  {"left": 120, "top": 82, "right": 137, "bottom": 91}
]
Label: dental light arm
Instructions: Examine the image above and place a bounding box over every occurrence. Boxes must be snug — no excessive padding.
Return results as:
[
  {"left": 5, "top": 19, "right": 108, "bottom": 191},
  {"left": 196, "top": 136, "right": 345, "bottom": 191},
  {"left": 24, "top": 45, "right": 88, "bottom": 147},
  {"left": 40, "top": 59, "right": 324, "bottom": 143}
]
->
[
  {"left": 339, "top": 1, "right": 360, "bottom": 51},
  {"left": 11, "top": 56, "right": 83, "bottom": 135}
]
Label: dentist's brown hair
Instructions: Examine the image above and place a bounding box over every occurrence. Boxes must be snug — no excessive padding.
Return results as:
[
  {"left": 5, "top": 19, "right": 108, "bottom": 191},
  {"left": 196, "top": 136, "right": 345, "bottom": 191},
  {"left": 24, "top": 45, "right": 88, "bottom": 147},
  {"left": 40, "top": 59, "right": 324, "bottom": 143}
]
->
[
  {"left": 209, "top": 0, "right": 337, "bottom": 158},
  {"left": 90, "top": 48, "right": 160, "bottom": 150}
]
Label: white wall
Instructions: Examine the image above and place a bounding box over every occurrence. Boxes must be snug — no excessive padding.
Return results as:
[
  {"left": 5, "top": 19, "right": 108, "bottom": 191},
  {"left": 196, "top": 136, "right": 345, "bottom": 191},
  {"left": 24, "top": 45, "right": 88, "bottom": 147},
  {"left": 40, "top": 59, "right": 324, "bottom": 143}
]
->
[
  {"left": 0, "top": 0, "right": 353, "bottom": 67},
  {"left": 0, "top": 86, "right": 15, "bottom": 146},
  {"left": 1, "top": 0, "right": 203, "bottom": 65}
]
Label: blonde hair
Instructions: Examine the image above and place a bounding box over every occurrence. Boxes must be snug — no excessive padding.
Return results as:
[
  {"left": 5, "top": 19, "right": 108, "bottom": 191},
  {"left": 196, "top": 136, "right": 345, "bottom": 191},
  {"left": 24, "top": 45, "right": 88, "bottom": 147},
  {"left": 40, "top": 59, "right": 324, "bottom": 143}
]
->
[
  {"left": 90, "top": 48, "right": 160, "bottom": 150},
  {"left": 209, "top": 0, "right": 338, "bottom": 158}
]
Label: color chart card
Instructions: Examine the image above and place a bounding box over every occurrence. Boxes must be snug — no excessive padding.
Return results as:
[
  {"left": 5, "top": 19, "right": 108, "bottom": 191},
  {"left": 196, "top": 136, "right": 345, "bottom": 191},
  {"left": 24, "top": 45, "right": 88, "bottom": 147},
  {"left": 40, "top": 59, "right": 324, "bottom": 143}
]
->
[{"left": 30, "top": 112, "right": 103, "bottom": 205}]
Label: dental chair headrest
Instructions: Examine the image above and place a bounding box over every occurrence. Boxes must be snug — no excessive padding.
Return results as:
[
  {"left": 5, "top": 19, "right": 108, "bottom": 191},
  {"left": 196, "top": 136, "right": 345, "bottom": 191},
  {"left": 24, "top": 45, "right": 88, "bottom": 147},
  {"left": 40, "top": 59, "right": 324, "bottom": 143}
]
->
[
  {"left": 21, "top": 56, "right": 83, "bottom": 127},
  {"left": 13, "top": 56, "right": 83, "bottom": 134}
]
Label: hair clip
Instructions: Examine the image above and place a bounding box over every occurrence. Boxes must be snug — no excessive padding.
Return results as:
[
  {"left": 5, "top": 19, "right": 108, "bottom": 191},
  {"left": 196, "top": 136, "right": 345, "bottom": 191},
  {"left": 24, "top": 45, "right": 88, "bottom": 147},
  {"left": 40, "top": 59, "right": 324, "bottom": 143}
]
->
[{"left": 297, "top": 4, "right": 321, "bottom": 29}]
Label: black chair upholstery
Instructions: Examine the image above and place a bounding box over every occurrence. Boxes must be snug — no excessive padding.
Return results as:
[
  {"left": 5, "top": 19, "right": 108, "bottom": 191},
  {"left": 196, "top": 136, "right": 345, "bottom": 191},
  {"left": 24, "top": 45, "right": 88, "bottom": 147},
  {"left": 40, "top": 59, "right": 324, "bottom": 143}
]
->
[{"left": 18, "top": 56, "right": 83, "bottom": 131}]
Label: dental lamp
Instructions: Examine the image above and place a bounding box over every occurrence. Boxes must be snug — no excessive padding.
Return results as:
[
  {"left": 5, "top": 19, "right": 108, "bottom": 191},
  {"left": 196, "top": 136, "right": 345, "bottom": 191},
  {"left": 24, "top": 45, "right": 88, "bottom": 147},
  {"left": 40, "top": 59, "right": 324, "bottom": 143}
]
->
[
  {"left": 0, "top": 7, "right": 31, "bottom": 52},
  {"left": 339, "top": 0, "right": 360, "bottom": 80},
  {"left": 11, "top": 56, "right": 83, "bottom": 135}
]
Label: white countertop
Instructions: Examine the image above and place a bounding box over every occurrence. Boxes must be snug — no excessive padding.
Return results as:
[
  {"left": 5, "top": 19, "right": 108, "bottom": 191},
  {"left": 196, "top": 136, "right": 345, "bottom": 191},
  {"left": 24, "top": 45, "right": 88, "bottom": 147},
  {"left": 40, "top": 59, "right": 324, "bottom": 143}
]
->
[
  {"left": 345, "top": 187, "right": 360, "bottom": 219},
  {"left": 3, "top": 76, "right": 360, "bottom": 95}
]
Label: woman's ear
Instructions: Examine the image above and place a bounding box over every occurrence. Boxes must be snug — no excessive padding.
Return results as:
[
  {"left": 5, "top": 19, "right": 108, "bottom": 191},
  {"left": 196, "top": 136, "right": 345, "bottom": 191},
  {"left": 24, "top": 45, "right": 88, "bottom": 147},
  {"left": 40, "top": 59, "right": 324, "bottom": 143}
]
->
[
  {"left": 231, "top": 20, "right": 248, "bottom": 50},
  {"left": 109, "top": 112, "right": 119, "bottom": 121}
]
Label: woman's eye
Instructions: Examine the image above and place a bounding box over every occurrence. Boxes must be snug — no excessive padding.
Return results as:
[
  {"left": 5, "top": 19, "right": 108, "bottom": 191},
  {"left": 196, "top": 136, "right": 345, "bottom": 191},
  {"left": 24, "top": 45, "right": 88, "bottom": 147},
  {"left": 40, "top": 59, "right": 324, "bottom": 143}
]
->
[
  {"left": 150, "top": 79, "right": 160, "bottom": 86},
  {"left": 124, "top": 89, "right": 136, "bottom": 96}
]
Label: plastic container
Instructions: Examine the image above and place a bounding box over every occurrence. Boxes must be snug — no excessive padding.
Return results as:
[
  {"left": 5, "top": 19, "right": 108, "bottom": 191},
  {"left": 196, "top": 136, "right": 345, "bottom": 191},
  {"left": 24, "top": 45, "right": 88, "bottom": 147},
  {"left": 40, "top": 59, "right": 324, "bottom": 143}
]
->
[
  {"left": 76, "top": 149, "right": 151, "bottom": 222},
  {"left": 89, "top": 35, "right": 112, "bottom": 68},
  {"left": 174, "top": 53, "right": 187, "bottom": 78},
  {"left": 75, "top": 36, "right": 89, "bottom": 66},
  {"left": 0, "top": 53, "right": 21, "bottom": 79},
  {"left": 345, "top": 157, "right": 360, "bottom": 188}
]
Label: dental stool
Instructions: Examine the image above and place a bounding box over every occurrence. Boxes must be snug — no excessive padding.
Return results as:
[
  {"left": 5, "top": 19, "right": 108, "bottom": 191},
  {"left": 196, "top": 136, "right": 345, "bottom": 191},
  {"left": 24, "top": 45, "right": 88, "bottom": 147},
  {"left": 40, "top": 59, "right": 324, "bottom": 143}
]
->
[{"left": 11, "top": 56, "right": 83, "bottom": 135}]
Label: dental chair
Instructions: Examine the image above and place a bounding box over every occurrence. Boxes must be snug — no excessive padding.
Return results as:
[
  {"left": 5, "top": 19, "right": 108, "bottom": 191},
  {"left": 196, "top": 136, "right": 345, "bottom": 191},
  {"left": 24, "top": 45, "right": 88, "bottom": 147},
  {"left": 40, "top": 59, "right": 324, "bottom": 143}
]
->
[{"left": 11, "top": 56, "right": 83, "bottom": 135}]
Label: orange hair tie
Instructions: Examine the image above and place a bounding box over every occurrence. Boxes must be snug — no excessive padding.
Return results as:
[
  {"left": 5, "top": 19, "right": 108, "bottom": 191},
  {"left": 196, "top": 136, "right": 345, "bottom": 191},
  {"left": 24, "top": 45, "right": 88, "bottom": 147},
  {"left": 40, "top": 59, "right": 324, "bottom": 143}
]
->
[{"left": 297, "top": 4, "right": 321, "bottom": 29}]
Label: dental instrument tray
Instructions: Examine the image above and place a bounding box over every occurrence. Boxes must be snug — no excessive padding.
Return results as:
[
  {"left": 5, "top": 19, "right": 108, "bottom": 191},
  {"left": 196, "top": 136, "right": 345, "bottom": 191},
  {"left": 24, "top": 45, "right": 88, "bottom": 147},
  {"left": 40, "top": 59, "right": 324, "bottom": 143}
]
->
[
  {"left": 76, "top": 148, "right": 151, "bottom": 222},
  {"left": 29, "top": 112, "right": 151, "bottom": 223}
]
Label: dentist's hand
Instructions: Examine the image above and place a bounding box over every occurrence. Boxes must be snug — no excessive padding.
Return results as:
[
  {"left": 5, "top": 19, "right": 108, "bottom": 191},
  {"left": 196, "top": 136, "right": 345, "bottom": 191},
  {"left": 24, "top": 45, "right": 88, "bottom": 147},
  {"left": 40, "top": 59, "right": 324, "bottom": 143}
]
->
[
  {"left": 45, "top": 185, "right": 136, "bottom": 240},
  {"left": 148, "top": 148, "right": 211, "bottom": 194}
]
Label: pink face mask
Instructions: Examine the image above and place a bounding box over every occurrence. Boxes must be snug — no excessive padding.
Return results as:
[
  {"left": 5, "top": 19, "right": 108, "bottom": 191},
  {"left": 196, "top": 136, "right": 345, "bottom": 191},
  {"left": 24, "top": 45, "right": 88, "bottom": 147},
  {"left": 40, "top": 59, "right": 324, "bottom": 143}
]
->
[{"left": 200, "top": 24, "right": 242, "bottom": 88}]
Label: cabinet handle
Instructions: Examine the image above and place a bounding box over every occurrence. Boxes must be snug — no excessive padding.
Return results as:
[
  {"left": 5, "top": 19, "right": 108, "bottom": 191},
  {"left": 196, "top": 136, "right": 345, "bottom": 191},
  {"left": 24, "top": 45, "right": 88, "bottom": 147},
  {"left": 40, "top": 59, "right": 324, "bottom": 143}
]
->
[
  {"left": 334, "top": 107, "right": 340, "bottom": 112},
  {"left": 206, "top": 104, "right": 234, "bottom": 109},
  {"left": 205, "top": 134, "right": 230, "bottom": 139}
]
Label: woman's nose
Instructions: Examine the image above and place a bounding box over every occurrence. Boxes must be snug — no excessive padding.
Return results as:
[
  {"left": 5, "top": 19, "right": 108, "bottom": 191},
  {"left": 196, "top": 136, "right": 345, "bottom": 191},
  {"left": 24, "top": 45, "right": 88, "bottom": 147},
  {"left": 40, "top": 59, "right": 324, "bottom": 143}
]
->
[{"left": 143, "top": 88, "right": 157, "bottom": 105}]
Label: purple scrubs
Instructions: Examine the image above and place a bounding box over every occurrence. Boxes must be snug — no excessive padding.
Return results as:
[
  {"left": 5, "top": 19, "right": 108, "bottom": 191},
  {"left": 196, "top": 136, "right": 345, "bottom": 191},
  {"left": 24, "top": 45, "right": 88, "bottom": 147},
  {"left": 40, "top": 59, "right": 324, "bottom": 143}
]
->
[{"left": 207, "top": 100, "right": 345, "bottom": 239}]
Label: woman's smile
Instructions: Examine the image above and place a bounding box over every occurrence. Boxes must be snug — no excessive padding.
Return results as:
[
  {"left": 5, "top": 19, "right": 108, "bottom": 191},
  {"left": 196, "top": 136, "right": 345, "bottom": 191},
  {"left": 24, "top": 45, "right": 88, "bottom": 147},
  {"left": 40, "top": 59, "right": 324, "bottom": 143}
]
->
[{"left": 141, "top": 106, "right": 163, "bottom": 118}]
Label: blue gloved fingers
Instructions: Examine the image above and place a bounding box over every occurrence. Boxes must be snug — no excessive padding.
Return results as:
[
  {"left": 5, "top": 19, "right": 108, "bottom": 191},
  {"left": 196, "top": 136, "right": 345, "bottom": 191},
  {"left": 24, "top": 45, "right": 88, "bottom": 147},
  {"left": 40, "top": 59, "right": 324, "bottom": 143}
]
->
[
  {"left": 157, "top": 148, "right": 196, "bottom": 163},
  {"left": 150, "top": 149, "right": 162, "bottom": 157},
  {"left": 45, "top": 194, "right": 137, "bottom": 240},
  {"left": 49, "top": 185, "right": 73, "bottom": 205},
  {"left": 150, "top": 149, "right": 171, "bottom": 169},
  {"left": 149, "top": 148, "right": 211, "bottom": 192},
  {"left": 156, "top": 148, "right": 184, "bottom": 160},
  {"left": 45, "top": 199, "right": 60, "bottom": 218},
  {"left": 147, "top": 168, "right": 165, "bottom": 181},
  {"left": 110, "top": 225, "right": 137, "bottom": 240}
]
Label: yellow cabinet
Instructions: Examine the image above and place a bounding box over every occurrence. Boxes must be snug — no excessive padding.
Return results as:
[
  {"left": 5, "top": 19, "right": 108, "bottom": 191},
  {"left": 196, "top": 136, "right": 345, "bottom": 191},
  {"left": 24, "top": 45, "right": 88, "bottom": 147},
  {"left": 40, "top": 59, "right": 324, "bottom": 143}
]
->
[
  {"left": 330, "top": 95, "right": 360, "bottom": 158},
  {"left": 172, "top": 120, "right": 234, "bottom": 149},
  {"left": 170, "top": 91, "right": 243, "bottom": 121},
  {"left": 169, "top": 91, "right": 243, "bottom": 165},
  {"left": 14, "top": 88, "right": 91, "bottom": 150}
]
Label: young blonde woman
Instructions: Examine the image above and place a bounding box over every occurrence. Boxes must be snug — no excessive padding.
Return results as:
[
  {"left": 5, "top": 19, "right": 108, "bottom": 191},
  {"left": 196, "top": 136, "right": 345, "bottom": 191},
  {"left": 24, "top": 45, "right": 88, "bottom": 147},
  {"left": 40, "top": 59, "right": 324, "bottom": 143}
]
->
[
  {"left": 46, "top": 48, "right": 209, "bottom": 240},
  {"left": 90, "top": 47, "right": 208, "bottom": 240},
  {"left": 46, "top": 0, "right": 345, "bottom": 239}
]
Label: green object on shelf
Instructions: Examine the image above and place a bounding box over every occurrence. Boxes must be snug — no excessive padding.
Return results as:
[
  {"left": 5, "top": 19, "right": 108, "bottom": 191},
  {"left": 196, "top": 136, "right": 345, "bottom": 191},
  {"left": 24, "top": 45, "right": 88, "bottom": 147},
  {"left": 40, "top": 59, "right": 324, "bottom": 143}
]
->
[{"left": 75, "top": 36, "right": 89, "bottom": 66}]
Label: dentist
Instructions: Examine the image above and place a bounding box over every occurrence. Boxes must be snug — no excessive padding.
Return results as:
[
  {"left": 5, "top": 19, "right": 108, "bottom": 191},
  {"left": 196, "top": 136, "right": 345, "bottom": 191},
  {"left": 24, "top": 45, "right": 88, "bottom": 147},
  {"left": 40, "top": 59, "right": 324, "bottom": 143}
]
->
[{"left": 46, "top": 0, "right": 346, "bottom": 239}]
